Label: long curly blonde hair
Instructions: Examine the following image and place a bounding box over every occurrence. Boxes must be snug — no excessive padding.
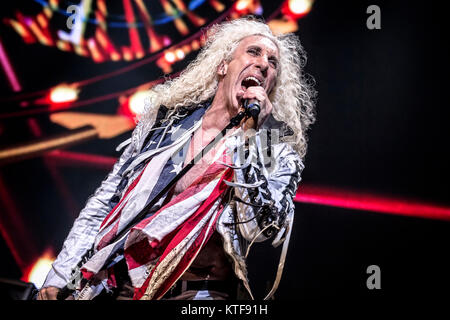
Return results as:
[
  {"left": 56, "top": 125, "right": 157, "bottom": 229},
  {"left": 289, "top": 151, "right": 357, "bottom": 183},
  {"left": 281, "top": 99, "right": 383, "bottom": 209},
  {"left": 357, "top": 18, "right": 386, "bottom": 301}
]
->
[{"left": 136, "top": 17, "right": 316, "bottom": 159}]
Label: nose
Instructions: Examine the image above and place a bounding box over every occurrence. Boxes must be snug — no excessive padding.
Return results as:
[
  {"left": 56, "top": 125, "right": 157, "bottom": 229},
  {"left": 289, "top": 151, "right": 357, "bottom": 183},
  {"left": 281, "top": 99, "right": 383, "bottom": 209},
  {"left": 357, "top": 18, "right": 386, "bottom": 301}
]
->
[{"left": 255, "top": 55, "right": 269, "bottom": 76}]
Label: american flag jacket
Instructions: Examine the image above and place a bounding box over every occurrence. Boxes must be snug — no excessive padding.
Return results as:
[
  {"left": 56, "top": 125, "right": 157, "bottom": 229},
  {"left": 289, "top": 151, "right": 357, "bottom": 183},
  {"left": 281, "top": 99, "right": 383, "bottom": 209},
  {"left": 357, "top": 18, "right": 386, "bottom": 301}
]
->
[{"left": 42, "top": 102, "right": 304, "bottom": 300}]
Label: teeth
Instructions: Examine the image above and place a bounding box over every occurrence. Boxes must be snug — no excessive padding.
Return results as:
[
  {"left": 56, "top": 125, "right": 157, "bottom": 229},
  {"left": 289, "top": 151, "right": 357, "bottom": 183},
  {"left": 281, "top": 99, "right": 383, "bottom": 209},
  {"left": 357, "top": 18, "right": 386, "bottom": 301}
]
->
[{"left": 244, "top": 76, "right": 261, "bottom": 86}]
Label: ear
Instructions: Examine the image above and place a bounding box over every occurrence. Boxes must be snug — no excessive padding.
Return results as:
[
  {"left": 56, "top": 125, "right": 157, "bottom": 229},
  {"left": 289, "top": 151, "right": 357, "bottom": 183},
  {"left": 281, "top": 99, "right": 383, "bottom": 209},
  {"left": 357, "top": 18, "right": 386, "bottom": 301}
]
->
[{"left": 217, "top": 60, "right": 228, "bottom": 76}]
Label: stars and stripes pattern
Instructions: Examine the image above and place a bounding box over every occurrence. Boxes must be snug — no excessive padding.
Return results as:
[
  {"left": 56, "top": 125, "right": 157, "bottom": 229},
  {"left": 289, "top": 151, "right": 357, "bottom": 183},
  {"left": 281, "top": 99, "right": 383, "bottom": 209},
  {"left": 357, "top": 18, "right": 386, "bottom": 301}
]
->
[{"left": 77, "top": 104, "right": 236, "bottom": 299}]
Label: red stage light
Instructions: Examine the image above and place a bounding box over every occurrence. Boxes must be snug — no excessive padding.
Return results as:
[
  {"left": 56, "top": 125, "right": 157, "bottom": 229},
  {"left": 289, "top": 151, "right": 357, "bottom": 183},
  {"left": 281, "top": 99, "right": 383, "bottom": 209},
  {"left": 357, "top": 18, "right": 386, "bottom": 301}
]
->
[
  {"left": 24, "top": 250, "right": 55, "bottom": 288},
  {"left": 49, "top": 85, "right": 79, "bottom": 104},
  {"left": 0, "top": 39, "right": 22, "bottom": 92},
  {"left": 128, "top": 91, "right": 149, "bottom": 115},
  {"left": 175, "top": 48, "right": 185, "bottom": 60},
  {"left": 283, "top": 0, "right": 313, "bottom": 19},
  {"left": 295, "top": 185, "right": 450, "bottom": 221},
  {"left": 164, "top": 51, "right": 176, "bottom": 63},
  {"left": 234, "top": 0, "right": 251, "bottom": 13},
  {"left": 118, "top": 90, "right": 150, "bottom": 120}
]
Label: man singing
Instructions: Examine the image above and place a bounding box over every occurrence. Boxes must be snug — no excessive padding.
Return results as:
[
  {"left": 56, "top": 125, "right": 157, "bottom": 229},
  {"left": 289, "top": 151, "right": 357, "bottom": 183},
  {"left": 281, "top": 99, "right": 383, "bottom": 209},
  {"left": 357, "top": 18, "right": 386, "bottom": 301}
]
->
[{"left": 38, "top": 17, "right": 316, "bottom": 300}]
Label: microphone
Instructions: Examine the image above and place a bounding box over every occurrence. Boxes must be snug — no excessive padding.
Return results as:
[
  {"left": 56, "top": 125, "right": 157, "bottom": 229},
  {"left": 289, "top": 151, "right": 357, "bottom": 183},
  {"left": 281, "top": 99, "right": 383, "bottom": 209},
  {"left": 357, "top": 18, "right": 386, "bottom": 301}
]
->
[{"left": 243, "top": 99, "right": 261, "bottom": 120}]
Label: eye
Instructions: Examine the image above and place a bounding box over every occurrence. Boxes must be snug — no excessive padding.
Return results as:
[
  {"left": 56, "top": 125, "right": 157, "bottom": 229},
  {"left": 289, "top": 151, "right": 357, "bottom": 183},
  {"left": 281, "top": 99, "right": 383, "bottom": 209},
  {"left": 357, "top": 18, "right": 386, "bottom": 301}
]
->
[
  {"left": 247, "top": 47, "right": 260, "bottom": 56},
  {"left": 269, "top": 57, "right": 279, "bottom": 68}
]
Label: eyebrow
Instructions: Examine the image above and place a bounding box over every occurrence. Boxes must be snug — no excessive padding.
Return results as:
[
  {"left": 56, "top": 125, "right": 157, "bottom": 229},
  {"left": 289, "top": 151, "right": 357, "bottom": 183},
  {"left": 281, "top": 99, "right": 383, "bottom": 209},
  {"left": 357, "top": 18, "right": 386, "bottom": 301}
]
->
[
  {"left": 269, "top": 55, "right": 279, "bottom": 63},
  {"left": 247, "top": 45, "right": 279, "bottom": 59},
  {"left": 247, "top": 45, "right": 261, "bottom": 52}
]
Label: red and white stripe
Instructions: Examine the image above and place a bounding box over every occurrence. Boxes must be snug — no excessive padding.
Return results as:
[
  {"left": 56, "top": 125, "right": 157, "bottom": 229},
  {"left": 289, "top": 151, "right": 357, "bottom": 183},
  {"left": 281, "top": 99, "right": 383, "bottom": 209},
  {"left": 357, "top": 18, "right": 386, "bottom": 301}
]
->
[{"left": 79, "top": 143, "right": 233, "bottom": 299}]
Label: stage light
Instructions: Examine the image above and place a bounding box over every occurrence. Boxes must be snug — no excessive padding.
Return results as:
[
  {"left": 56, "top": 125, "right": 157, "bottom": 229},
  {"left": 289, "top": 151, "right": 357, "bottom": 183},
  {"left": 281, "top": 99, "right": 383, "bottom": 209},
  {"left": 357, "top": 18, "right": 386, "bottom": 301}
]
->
[
  {"left": 175, "top": 48, "right": 185, "bottom": 60},
  {"left": 191, "top": 39, "right": 200, "bottom": 50},
  {"left": 235, "top": 0, "right": 251, "bottom": 13},
  {"left": 129, "top": 91, "right": 149, "bottom": 115},
  {"left": 162, "top": 37, "right": 172, "bottom": 47},
  {"left": 164, "top": 51, "right": 176, "bottom": 63},
  {"left": 26, "top": 251, "right": 55, "bottom": 289},
  {"left": 49, "top": 84, "right": 79, "bottom": 104},
  {"left": 284, "top": 0, "right": 313, "bottom": 18},
  {"left": 0, "top": 38, "right": 22, "bottom": 92}
]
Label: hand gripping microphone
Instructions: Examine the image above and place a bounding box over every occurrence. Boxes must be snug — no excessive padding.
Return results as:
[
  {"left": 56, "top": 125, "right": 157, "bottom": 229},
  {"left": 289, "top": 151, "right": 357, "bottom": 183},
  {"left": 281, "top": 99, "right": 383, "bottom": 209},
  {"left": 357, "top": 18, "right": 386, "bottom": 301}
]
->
[{"left": 243, "top": 98, "right": 261, "bottom": 120}]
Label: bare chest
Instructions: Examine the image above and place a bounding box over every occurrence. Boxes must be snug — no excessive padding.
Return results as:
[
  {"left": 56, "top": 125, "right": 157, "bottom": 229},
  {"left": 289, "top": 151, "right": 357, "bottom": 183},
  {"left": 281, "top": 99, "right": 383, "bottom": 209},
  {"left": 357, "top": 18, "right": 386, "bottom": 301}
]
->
[
  {"left": 172, "top": 130, "right": 221, "bottom": 196},
  {"left": 172, "top": 160, "right": 210, "bottom": 195}
]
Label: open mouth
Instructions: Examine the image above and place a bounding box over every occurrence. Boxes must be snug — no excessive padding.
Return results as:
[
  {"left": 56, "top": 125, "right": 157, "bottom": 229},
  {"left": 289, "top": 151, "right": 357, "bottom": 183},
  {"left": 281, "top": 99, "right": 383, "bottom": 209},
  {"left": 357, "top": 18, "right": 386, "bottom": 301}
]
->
[{"left": 241, "top": 76, "right": 262, "bottom": 90}]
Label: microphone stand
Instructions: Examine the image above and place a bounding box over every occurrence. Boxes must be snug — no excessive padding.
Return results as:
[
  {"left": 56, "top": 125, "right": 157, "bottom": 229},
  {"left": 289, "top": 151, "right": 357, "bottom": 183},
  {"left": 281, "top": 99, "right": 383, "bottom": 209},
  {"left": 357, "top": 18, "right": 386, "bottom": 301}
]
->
[{"left": 56, "top": 108, "right": 253, "bottom": 300}]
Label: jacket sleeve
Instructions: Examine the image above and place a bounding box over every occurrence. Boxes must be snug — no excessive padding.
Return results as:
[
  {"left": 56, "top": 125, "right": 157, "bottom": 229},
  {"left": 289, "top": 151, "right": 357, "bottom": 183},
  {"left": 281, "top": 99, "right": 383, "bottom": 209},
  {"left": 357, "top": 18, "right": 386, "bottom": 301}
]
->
[
  {"left": 42, "top": 141, "right": 135, "bottom": 288},
  {"left": 232, "top": 132, "right": 304, "bottom": 247}
]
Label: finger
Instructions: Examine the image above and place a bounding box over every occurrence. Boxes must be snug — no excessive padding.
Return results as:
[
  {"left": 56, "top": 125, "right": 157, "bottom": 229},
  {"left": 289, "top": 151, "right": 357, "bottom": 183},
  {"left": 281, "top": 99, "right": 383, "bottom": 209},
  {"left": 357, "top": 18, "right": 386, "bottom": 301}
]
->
[
  {"left": 47, "top": 289, "right": 55, "bottom": 300},
  {"left": 236, "top": 89, "right": 246, "bottom": 106},
  {"left": 44, "top": 289, "right": 50, "bottom": 300},
  {"left": 39, "top": 289, "right": 47, "bottom": 300},
  {"left": 242, "top": 92, "right": 265, "bottom": 103},
  {"left": 50, "top": 288, "right": 60, "bottom": 300},
  {"left": 244, "top": 86, "right": 266, "bottom": 95},
  {"left": 243, "top": 86, "right": 266, "bottom": 97},
  {"left": 263, "top": 103, "right": 273, "bottom": 115}
]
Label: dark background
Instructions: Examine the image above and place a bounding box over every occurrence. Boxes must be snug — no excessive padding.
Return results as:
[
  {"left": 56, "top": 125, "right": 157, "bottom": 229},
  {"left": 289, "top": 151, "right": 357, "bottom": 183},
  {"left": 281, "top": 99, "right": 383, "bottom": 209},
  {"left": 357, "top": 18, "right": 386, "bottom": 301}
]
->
[{"left": 0, "top": 0, "right": 449, "bottom": 300}]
